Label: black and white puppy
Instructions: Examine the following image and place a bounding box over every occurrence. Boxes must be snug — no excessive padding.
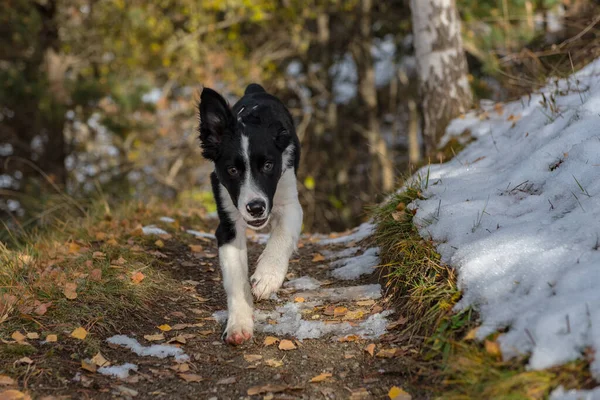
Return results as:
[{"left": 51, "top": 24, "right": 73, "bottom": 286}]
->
[{"left": 198, "top": 83, "right": 302, "bottom": 345}]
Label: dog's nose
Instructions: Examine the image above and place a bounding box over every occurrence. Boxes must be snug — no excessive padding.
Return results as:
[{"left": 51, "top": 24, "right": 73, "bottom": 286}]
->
[{"left": 246, "top": 199, "right": 266, "bottom": 217}]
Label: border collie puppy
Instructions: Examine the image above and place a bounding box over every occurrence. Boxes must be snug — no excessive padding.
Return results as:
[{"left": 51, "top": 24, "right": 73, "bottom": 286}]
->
[{"left": 198, "top": 84, "right": 302, "bottom": 345}]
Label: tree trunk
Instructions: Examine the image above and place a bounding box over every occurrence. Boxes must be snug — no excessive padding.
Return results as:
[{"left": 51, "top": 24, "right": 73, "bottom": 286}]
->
[
  {"left": 352, "top": 0, "right": 395, "bottom": 193},
  {"left": 410, "top": 0, "right": 472, "bottom": 155}
]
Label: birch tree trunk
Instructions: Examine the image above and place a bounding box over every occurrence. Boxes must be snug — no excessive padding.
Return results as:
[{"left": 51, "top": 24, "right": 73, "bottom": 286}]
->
[{"left": 410, "top": 0, "right": 472, "bottom": 155}]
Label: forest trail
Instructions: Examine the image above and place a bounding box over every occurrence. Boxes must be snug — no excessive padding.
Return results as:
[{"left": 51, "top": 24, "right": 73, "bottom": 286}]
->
[{"left": 9, "top": 217, "right": 414, "bottom": 400}]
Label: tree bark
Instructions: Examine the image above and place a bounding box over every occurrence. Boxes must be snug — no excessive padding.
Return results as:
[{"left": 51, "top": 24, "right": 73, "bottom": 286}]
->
[
  {"left": 410, "top": 0, "right": 472, "bottom": 155},
  {"left": 352, "top": 0, "right": 395, "bottom": 193}
]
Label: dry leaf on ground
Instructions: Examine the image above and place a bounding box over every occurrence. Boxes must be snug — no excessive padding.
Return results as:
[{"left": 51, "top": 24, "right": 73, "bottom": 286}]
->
[
  {"left": 189, "top": 244, "right": 203, "bottom": 253},
  {"left": 388, "top": 386, "right": 412, "bottom": 400},
  {"left": 0, "top": 375, "right": 16, "bottom": 386},
  {"left": 131, "top": 271, "right": 145, "bottom": 284},
  {"left": 264, "top": 358, "right": 283, "bottom": 368},
  {"left": 81, "top": 359, "right": 97, "bottom": 373},
  {"left": 312, "top": 253, "right": 325, "bottom": 262},
  {"left": 25, "top": 333, "right": 39, "bottom": 340},
  {"left": 91, "top": 352, "right": 109, "bottom": 367},
  {"left": 264, "top": 336, "right": 279, "bottom": 346},
  {"left": 45, "top": 334, "right": 57, "bottom": 343},
  {"left": 0, "top": 389, "right": 32, "bottom": 400},
  {"left": 11, "top": 331, "right": 26, "bottom": 343},
  {"left": 70, "top": 327, "right": 88, "bottom": 340},
  {"left": 309, "top": 372, "right": 332, "bottom": 383},
  {"left": 217, "top": 377, "right": 237, "bottom": 385},
  {"left": 243, "top": 354, "right": 263, "bottom": 362},
  {"left": 464, "top": 327, "right": 479, "bottom": 341},
  {"left": 247, "top": 384, "right": 289, "bottom": 396},
  {"left": 144, "top": 333, "right": 165, "bottom": 341},
  {"left": 278, "top": 339, "right": 297, "bottom": 350},
  {"left": 63, "top": 282, "right": 77, "bottom": 300},
  {"left": 364, "top": 343, "right": 376, "bottom": 357},
  {"left": 179, "top": 373, "right": 203, "bottom": 383},
  {"left": 376, "top": 348, "right": 398, "bottom": 358},
  {"left": 485, "top": 340, "right": 501, "bottom": 356},
  {"left": 157, "top": 324, "right": 172, "bottom": 332}
]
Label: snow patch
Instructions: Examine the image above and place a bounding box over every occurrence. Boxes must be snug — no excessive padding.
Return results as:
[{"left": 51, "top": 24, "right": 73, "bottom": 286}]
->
[
  {"left": 322, "top": 247, "right": 361, "bottom": 260},
  {"left": 106, "top": 335, "right": 189, "bottom": 362},
  {"left": 159, "top": 216, "right": 175, "bottom": 223},
  {"left": 98, "top": 363, "right": 138, "bottom": 379},
  {"left": 186, "top": 230, "right": 216, "bottom": 240},
  {"left": 409, "top": 58, "right": 600, "bottom": 379},
  {"left": 284, "top": 276, "right": 322, "bottom": 291},
  {"left": 550, "top": 386, "right": 600, "bottom": 400},
  {"left": 142, "top": 225, "right": 168, "bottom": 236},
  {"left": 318, "top": 222, "right": 374, "bottom": 245},
  {"left": 331, "top": 247, "right": 380, "bottom": 280}
]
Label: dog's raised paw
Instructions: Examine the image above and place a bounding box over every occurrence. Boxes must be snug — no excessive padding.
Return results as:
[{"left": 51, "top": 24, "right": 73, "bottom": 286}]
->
[
  {"left": 250, "top": 271, "right": 284, "bottom": 300},
  {"left": 223, "top": 315, "right": 253, "bottom": 346}
]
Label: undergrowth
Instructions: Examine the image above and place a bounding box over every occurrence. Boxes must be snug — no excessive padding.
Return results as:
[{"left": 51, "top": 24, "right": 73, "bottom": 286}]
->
[{"left": 373, "top": 177, "right": 596, "bottom": 399}]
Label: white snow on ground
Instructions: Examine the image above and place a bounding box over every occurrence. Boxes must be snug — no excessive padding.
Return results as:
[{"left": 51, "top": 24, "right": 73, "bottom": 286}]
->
[
  {"left": 409, "top": 59, "right": 600, "bottom": 381},
  {"left": 106, "top": 335, "right": 189, "bottom": 362},
  {"left": 186, "top": 229, "right": 216, "bottom": 240},
  {"left": 322, "top": 246, "right": 361, "bottom": 260},
  {"left": 98, "top": 363, "right": 138, "bottom": 379},
  {"left": 159, "top": 216, "right": 175, "bottom": 223},
  {"left": 284, "top": 276, "right": 322, "bottom": 291},
  {"left": 551, "top": 386, "right": 600, "bottom": 400},
  {"left": 318, "top": 222, "right": 375, "bottom": 245},
  {"left": 330, "top": 247, "right": 380, "bottom": 280},
  {"left": 142, "top": 225, "right": 168, "bottom": 236}
]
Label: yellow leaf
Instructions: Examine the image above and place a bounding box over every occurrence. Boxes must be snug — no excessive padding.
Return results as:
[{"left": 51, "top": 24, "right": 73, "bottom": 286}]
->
[
  {"left": 376, "top": 348, "right": 398, "bottom": 358},
  {"left": 63, "top": 282, "right": 78, "bottom": 300},
  {"left": 343, "top": 310, "right": 364, "bottom": 320},
  {"left": 11, "top": 331, "right": 26, "bottom": 343},
  {"left": 485, "top": 340, "right": 501, "bottom": 356},
  {"left": 46, "top": 334, "right": 57, "bottom": 343},
  {"left": 333, "top": 307, "right": 348, "bottom": 317},
  {"left": 304, "top": 176, "right": 315, "bottom": 190},
  {"left": 91, "top": 352, "right": 109, "bottom": 367},
  {"left": 264, "top": 358, "right": 283, "bottom": 368},
  {"left": 189, "top": 244, "right": 203, "bottom": 253},
  {"left": 25, "top": 333, "right": 39, "bottom": 340},
  {"left": 0, "top": 389, "right": 32, "bottom": 399},
  {"left": 389, "top": 386, "right": 412, "bottom": 400},
  {"left": 312, "top": 253, "right": 325, "bottom": 262},
  {"left": 155, "top": 239, "right": 164, "bottom": 248},
  {"left": 131, "top": 271, "right": 145, "bottom": 284},
  {"left": 157, "top": 324, "right": 172, "bottom": 332},
  {"left": 278, "top": 339, "right": 297, "bottom": 351},
  {"left": 464, "top": 327, "right": 479, "bottom": 341},
  {"left": 294, "top": 297, "right": 305, "bottom": 303},
  {"left": 264, "top": 336, "right": 279, "bottom": 346},
  {"left": 170, "top": 363, "right": 190, "bottom": 372},
  {"left": 95, "top": 232, "right": 106, "bottom": 241},
  {"left": 70, "top": 327, "right": 88, "bottom": 340},
  {"left": 338, "top": 335, "right": 360, "bottom": 342},
  {"left": 310, "top": 372, "right": 332, "bottom": 383},
  {"left": 243, "top": 354, "right": 263, "bottom": 362},
  {"left": 81, "top": 359, "right": 97, "bottom": 373},
  {"left": 364, "top": 343, "right": 376, "bottom": 357},
  {"left": 68, "top": 242, "right": 81, "bottom": 254}
]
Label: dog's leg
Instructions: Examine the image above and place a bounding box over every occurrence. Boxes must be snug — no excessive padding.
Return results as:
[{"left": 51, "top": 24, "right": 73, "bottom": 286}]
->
[
  {"left": 218, "top": 219, "right": 253, "bottom": 345},
  {"left": 251, "top": 170, "right": 303, "bottom": 300},
  {"left": 212, "top": 176, "right": 253, "bottom": 345}
]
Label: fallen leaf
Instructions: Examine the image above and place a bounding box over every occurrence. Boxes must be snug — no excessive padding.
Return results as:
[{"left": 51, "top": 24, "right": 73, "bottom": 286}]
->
[
  {"left": 25, "top": 333, "right": 39, "bottom": 340},
  {"left": 389, "top": 386, "right": 412, "bottom": 400},
  {"left": 179, "top": 373, "right": 203, "bottom": 383},
  {"left": 171, "top": 324, "right": 191, "bottom": 330},
  {"left": 95, "top": 232, "right": 106, "bottom": 241},
  {"left": 294, "top": 297, "right": 305, "bottom": 303},
  {"left": 189, "top": 244, "right": 203, "bottom": 253},
  {"left": 131, "top": 271, "right": 145, "bottom": 284},
  {"left": 364, "top": 343, "right": 376, "bottom": 357},
  {"left": 114, "top": 256, "right": 126, "bottom": 265},
  {"left": 338, "top": 335, "right": 360, "bottom": 342},
  {"left": 278, "top": 339, "right": 297, "bottom": 351},
  {"left": 376, "top": 348, "right": 398, "bottom": 358},
  {"left": 91, "top": 352, "right": 109, "bottom": 367},
  {"left": 157, "top": 324, "right": 172, "bottom": 332},
  {"left": 63, "top": 282, "right": 78, "bottom": 300},
  {"left": 217, "top": 377, "right": 237, "bottom": 385},
  {"left": 89, "top": 268, "right": 102, "bottom": 282},
  {"left": 11, "top": 331, "right": 26, "bottom": 343},
  {"left": 396, "top": 202, "right": 406, "bottom": 211},
  {"left": 14, "top": 357, "right": 33, "bottom": 365},
  {"left": 106, "top": 238, "right": 118, "bottom": 246},
  {"left": 68, "top": 242, "right": 81, "bottom": 254},
  {"left": 243, "top": 354, "right": 263, "bottom": 362},
  {"left": 155, "top": 239, "right": 164, "bottom": 248},
  {"left": 167, "top": 335, "right": 186, "bottom": 344},
  {"left": 312, "top": 253, "right": 325, "bottom": 262},
  {"left": 264, "top": 336, "right": 279, "bottom": 346},
  {"left": 485, "top": 340, "right": 501, "bottom": 356},
  {"left": 343, "top": 310, "right": 364, "bottom": 320},
  {"left": 247, "top": 384, "right": 289, "bottom": 396},
  {"left": 70, "top": 327, "right": 88, "bottom": 340},
  {"left": 310, "top": 372, "right": 332, "bottom": 383},
  {"left": 45, "top": 334, "right": 57, "bottom": 343},
  {"left": 0, "top": 389, "right": 32, "bottom": 399},
  {"left": 81, "top": 359, "right": 97, "bottom": 373},
  {"left": 0, "top": 376, "right": 15, "bottom": 386},
  {"left": 391, "top": 211, "right": 404, "bottom": 221},
  {"left": 264, "top": 358, "right": 283, "bottom": 368},
  {"left": 34, "top": 302, "right": 51, "bottom": 316},
  {"left": 349, "top": 387, "right": 370, "bottom": 399},
  {"left": 333, "top": 307, "right": 348, "bottom": 317},
  {"left": 464, "top": 327, "right": 479, "bottom": 341},
  {"left": 92, "top": 251, "right": 105, "bottom": 259},
  {"left": 170, "top": 363, "right": 189, "bottom": 372}
]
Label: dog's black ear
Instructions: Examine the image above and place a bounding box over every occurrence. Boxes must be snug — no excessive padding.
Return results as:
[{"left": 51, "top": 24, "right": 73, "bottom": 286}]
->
[
  {"left": 244, "top": 83, "right": 266, "bottom": 95},
  {"left": 198, "top": 88, "right": 234, "bottom": 161}
]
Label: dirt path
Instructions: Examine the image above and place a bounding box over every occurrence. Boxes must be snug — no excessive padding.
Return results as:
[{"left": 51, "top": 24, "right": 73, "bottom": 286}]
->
[{"left": 15, "top": 223, "right": 413, "bottom": 399}]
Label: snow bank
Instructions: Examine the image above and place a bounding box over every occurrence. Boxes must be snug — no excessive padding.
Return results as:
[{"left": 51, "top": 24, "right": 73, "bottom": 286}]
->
[
  {"left": 551, "top": 386, "right": 600, "bottom": 400},
  {"left": 410, "top": 59, "right": 600, "bottom": 379},
  {"left": 284, "top": 276, "right": 322, "bottom": 291},
  {"left": 142, "top": 225, "right": 168, "bottom": 236},
  {"left": 106, "top": 335, "right": 189, "bottom": 362}
]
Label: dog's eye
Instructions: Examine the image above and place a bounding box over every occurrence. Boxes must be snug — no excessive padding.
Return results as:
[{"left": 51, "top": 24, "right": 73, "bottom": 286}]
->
[
  {"left": 263, "top": 161, "right": 273, "bottom": 172},
  {"left": 227, "top": 167, "right": 239, "bottom": 176}
]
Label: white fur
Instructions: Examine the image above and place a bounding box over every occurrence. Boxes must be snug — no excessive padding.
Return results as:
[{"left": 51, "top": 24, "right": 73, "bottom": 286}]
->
[
  {"left": 218, "top": 184, "right": 254, "bottom": 339},
  {"left": 238, "top": 135, "right": 269, "bottom": 224}
]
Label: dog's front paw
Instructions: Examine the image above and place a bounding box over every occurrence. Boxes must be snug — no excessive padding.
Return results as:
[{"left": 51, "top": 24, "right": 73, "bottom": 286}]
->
[
  {"left": 250, "top": 269, "right": 285, "bottom": 300},
  {"left": 222, "top": 312, "right": 253, "bottom": 346}
]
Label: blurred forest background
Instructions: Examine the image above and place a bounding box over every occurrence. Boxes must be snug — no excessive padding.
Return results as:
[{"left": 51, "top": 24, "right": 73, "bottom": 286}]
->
[{"left": 1, "top": 0, "right": 600, "bottom": 235}]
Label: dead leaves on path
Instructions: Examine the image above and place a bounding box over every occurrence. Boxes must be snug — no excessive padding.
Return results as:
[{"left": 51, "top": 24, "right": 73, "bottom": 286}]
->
[
  {"left": 247, "top": 384, "right": 301, "bottom": 396},
  {"left": 70, "top": 327, "right": 88, "bottom": 340},
  {"left": 178, "top": 373, "right": 203, "bottom": 383},
  {"left": 0, "top": 390, "right": 32, "bottom": 400},
  {"left": 278, "top": 339, "right": 297, "bottom": 351},
  {"left": 309, "top": 372, "right": 332, "bottom": 383}
]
